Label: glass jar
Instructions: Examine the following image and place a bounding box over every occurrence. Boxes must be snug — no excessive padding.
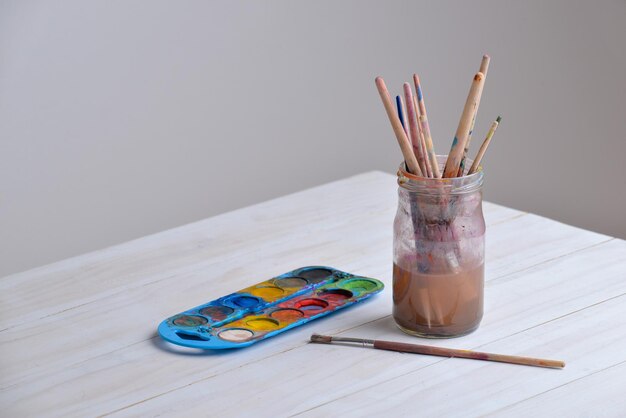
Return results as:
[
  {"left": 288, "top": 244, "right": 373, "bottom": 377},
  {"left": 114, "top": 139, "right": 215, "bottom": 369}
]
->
[{"left": 392, "top": 156, "right": 485, "bottom": 338}]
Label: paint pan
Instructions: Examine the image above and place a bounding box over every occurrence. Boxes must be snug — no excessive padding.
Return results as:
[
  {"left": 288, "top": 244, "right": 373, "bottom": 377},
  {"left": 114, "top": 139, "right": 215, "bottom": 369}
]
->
[
  {"left": 319, "top": 289, "right": 353, "bottom": 303},
  {"left": 172, "top": 315, "right": 208, "bottom": 327},
  {"left": 272, "top": 277, "right": 308, "bottom": 288},
  {"left": 218, "top": 329, "right": 254, "bottom": 342},
  {"left": 296, "top": 267, "right": 334, "bottom": 283},
  {"left": 339, "top": 278, "right": 380, "bottom": 294},
  {"left": 199, "top": 305, "right": 234, "bottom": 321},
  {"left": 270, "top": 308, "right": 305, "bottom": 322},
  {"left": 157, "top": 266, "right": 384, "bottom": 349}
]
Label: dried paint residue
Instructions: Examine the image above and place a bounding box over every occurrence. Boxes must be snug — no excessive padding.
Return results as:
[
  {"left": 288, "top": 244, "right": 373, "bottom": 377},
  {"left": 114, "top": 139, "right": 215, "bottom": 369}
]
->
[
  {"left": 248, "top": 286, "right": 284, "bottom": 300},
  {"left": 274, "top": 277, "right": 308, "bottom": 288},
  {"left": 297, "top": 268, "right": 333, "bottom": 283},
  {"left": 245, "top": 317, "right": 280, "bottom": 331},
  {"left": 319, "top": 289, "right": 353, "bottom": 304},
  {"left": 293, "top": 298, "right": 329, "bottom": 315},
  {"left": 219, "top": 328, "right": 254, "bottom": 342},
  {"left": 199, "top": 305, "right": 234, "bottom": 321},
  {"left": 172, "top": 315, "right": 208, "bottom": 327},
  {"left": 231, "top": 296, "right": 261, "bottom": 308},
  {"left": 341, "top": 279, "right": 379, "bottom": 293},
  {"left": 270, "top": 308, "right": 305, "bottom": 322}
]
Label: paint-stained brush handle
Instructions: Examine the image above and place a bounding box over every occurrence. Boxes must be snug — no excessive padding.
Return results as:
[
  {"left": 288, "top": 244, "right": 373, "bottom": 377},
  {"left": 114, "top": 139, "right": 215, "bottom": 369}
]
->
[
  {"left": 311, "top": 334, "right": 565, "bottom": 369},
  {"left": 373, "top": 339, "right": 565, "bottom": 369},
  {"left": 413, "top": 74, "right": 440, "bottom": 178},
  {"left": 375, "top": 77, "right": 423, "bottom": 176},
  {"left": 468, "top": 116, "right": 501, "bottom": 174},
  {"left": 458, "top": 55, "right": 491, "bottom": 176},
  {"left": 443, "top": 72, "right": 485, "bottom": 178}
]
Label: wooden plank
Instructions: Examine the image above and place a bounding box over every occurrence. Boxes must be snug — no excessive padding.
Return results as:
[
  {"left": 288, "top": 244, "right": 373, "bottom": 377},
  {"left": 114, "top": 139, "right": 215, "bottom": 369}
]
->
[
  {"left": 1, "top": 171, "right": 614, "bottom": 417},
  {"left": 483, "top": 213, "right": 611, "bottom": 279},
  {"left": 0, "top": 172, "right": 393, "bottom": 327},
  {"left": 0, "top": 175, "right": 527, "bottom": 388},
  {"left": 87, "top": 239, "right": 626, "bottom": 417},
  {"left": 0, "top": 209, "right": 597, "bottom": 392},
  {"left": 0, "top": 172, "right": 520, "bottom": 330},
  {"left": 1, "top": 232, "right": 617, "bottom": 417},
  {"left": 296, "top": 291, "right": 626, "bottom": 417},
  {"left": 486, "top": 360, "right": 626, "bottom": 417}
]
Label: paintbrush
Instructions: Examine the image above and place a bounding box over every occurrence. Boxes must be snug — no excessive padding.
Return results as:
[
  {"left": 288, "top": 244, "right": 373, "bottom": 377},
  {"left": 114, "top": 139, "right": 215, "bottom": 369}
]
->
[
  {"left": 443, "top": 72, "right": 485, "bottom": 178},
  {"left": 458, "top": 54, "right": 491, "bottom": 176},
  {"left": 375, "top": 77, "right": 422, "bottom": 176},
  {"left": 403, "top": 82, "right": 428, "bottom": 176},
  {"left": 396, "top": 95, "right": 408, "bottom": 135},
  {"left": 468, "top": 116, "right": 501, "bottom": 174},
  {"left": 413, "top": 94, "right": 433, "bottom": 177},
  {"left": 310, "top": 334, "right": 565, "bottom": 369},
  {"left": 413, "top": 74, "right": 440, "bottom": 178}
]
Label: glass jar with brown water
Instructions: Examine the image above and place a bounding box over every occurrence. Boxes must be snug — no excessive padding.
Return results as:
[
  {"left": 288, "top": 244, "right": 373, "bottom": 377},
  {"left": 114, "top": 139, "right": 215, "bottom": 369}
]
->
[{"left": 393, "top": 156, "right": 485, "bottom": 338}]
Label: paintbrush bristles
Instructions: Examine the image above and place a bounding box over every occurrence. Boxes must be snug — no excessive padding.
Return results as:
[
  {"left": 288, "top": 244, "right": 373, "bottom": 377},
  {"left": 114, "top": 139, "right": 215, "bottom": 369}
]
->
[{"left": 310, "top": 334, "right": 333, "bottom": 343}]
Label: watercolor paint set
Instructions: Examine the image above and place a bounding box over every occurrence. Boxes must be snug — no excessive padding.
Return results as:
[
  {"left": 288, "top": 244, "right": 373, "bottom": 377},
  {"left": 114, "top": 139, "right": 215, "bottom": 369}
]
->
[{"left": 158, "top": 266, "right": 384, "bottom": 349}]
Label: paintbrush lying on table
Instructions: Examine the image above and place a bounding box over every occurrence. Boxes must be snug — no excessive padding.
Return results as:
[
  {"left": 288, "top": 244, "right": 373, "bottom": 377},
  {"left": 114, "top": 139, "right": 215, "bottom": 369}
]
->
[{"left": 310, "top": 334, "right": 565, "bottom": 369}]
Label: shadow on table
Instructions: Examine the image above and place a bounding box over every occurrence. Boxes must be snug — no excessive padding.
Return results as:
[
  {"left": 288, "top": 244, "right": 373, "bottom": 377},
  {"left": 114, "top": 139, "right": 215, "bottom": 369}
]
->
[{"left": 150, "top": 332, "right": 237, "bottom": 357}]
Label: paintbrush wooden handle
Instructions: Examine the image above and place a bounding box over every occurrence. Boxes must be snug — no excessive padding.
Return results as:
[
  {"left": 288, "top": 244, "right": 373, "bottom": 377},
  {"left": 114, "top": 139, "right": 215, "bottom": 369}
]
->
[
  {"left": 373, "top": 340, "right": 565, "bottom": 369},
  {"left": 458, "top": 55, "right": 491, "bottom": 176},
  {"left": 413, "top": 94, "right": 433, "bottom": 177},
  {"left": 375, "top": 77, "right": 423, "bottom": 176},
  {"left": 413, "top": 74, "right": 440, "bottom": 178},
  {"left": 403, "top": 83, "right": 428, "bottom": 176},
  {"left": 469, "top": 117, "right": 501, "bottom": 174},
  {"left": 443, "top": 72, "right": 485, "bottom": 178}
]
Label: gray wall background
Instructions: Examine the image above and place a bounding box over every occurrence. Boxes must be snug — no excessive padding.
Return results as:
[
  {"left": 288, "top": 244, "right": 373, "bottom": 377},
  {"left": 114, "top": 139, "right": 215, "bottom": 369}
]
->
[{"left": 1, "top": 0, "right": 625, "bottom": 277}]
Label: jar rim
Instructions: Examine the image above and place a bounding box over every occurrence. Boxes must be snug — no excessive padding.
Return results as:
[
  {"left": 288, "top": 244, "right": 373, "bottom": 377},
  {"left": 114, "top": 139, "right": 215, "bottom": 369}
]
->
[{"left": 397, "top": 155, "right": 484, "bottom": 194}]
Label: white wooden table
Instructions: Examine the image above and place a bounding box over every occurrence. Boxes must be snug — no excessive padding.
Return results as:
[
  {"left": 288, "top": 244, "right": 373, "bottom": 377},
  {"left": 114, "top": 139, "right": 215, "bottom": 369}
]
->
[{"left": 2, "top": 172, "right": 626, "bottom": 417}]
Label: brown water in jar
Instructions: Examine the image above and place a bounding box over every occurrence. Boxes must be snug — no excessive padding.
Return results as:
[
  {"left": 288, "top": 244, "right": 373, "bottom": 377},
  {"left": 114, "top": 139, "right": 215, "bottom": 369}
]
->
[{"left": 392, "top": 262, "right": 484, "bottom": 337}]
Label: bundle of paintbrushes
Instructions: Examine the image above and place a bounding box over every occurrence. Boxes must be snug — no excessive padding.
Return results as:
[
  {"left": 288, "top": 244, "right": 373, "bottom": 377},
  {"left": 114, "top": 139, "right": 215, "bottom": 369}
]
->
[
  {"left": 375, "top": 55, "right": 501, "bottom": 179},
  {"left": 377, "top": 55, "right": 501, "bottom": 274}
]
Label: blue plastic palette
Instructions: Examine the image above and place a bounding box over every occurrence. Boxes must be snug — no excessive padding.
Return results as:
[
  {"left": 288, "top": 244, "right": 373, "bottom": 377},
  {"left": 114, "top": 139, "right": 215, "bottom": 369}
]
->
[{"left": 158, "top": 266, "right": 384, "bottom": 349}]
